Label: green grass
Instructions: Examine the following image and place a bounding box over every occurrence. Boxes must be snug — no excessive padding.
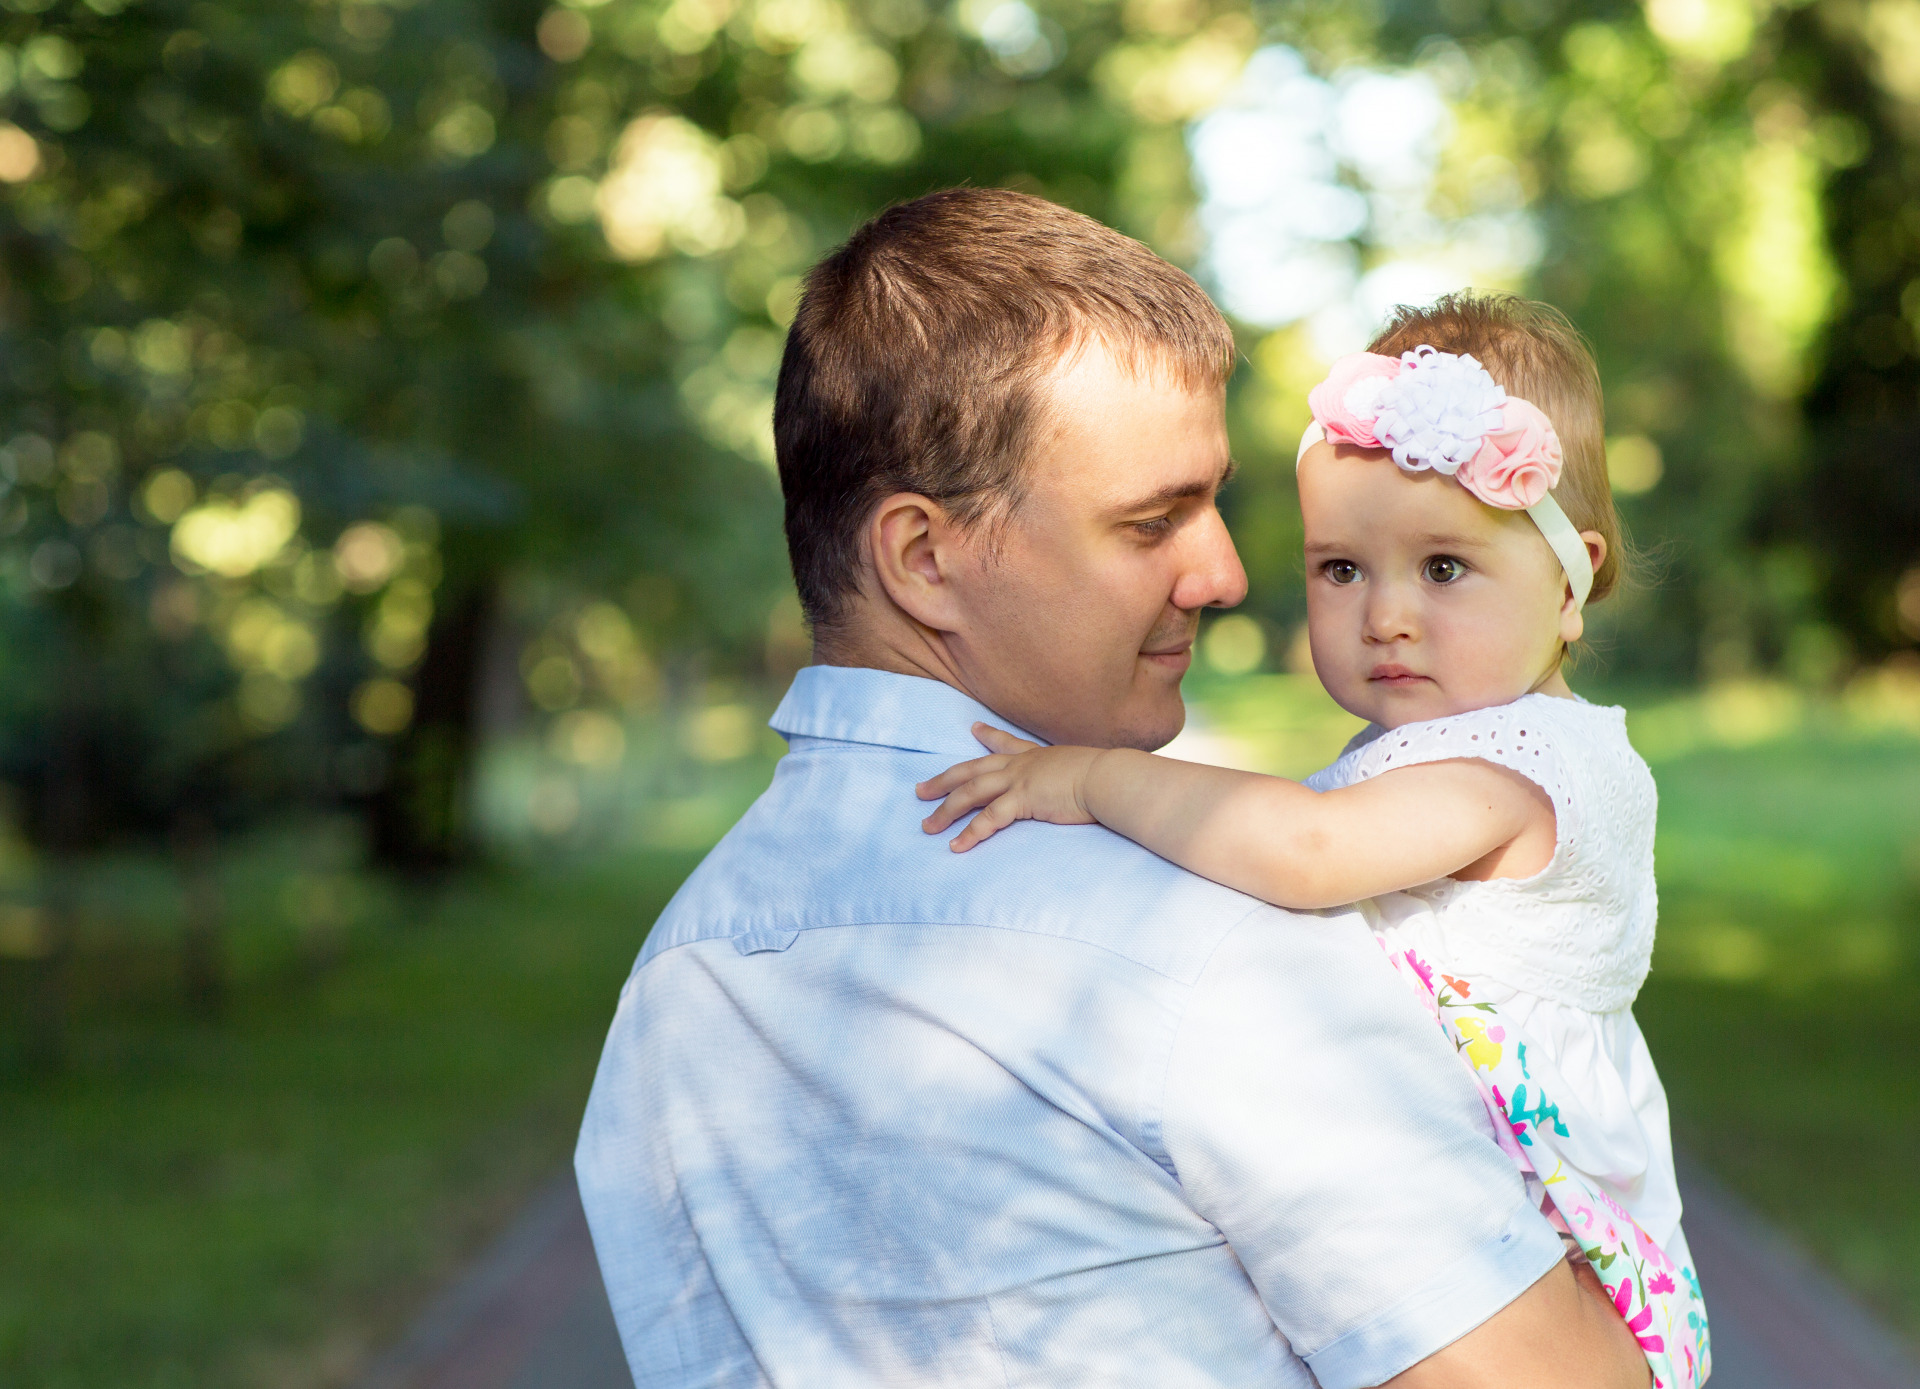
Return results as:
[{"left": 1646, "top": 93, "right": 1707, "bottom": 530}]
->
[
  {"left": 1639, "top": 977, "right": 1920, "bottom": 1335},
  {"left": 0, "top": 841, "right": 698, "bottom": 1389},
  {"left": 1635, "top": 733, "right": 1920, "bottom": 1339}
]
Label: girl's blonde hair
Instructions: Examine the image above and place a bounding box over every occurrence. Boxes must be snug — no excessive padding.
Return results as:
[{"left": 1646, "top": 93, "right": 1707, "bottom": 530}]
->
[{"left": 1370, "top": 293, "right": 1624, "bottom": 605}]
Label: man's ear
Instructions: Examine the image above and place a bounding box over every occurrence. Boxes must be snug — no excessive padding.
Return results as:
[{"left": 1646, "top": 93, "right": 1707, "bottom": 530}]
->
[
  {"left": 867, "top": 492, "right": 972, "bottom": 635},
  {"left": 1558, "top": 530, "right": 1608, "bottom": 643}
]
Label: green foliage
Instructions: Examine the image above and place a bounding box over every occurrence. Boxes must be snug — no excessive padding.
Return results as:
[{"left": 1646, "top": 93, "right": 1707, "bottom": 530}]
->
[
  {"left": 0, "top": 0, "right": 1250, "bottom": 851},
  {"left": 1214, "top": 0, "right": 1912, "bottom": 684},
  {"left": 1, "top": 0, "right": 1916, "bottom": 852}
]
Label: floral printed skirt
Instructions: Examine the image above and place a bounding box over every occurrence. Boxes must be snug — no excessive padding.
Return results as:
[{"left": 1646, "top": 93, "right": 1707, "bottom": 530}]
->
[{"left": 1384, "top": 942, "right": 1713, "bottom": 1388}]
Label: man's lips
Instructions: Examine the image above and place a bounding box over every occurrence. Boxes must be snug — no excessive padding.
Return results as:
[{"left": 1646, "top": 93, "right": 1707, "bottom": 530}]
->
[
  {"left": 1141, "top": 642, "right": 1192, "bottom": 669},
  {"left": 1369, "top": 663, "right": 1430, "bottom": 685}
]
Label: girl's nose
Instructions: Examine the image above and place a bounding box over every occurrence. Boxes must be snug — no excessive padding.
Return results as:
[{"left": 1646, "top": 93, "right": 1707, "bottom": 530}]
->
[{"left": 1362, "top": 583, "right": 1419, "bottom": 644}]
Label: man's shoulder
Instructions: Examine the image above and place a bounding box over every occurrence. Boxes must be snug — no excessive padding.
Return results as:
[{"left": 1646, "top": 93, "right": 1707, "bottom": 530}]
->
[{"left": 638, "top": 740, "right": 1276, "bottom": 986}]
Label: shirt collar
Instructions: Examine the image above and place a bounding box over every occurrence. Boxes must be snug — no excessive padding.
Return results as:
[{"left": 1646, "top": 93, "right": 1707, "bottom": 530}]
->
[{"left": 769, "top": 665, "right": 1043, "bottom": 759}]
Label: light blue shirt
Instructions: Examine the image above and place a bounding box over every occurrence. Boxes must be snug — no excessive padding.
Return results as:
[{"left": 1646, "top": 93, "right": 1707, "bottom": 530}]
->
[{"left": 576, "top": 666, "right": 1563, "bottom": 1388}]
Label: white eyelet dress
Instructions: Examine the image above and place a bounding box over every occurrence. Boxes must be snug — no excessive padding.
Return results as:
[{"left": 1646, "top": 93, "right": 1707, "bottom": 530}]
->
[{"left": 1306, "top": 693, "right": 1711, "bottom": 1386}]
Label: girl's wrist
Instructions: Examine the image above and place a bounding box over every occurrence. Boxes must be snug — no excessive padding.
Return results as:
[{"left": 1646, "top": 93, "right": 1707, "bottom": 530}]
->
[{"left": 1079, "top": 746, "right": 1136, "bottom": 824}]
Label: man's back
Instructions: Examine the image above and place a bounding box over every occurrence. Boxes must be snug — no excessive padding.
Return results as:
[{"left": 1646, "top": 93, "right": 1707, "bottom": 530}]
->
[{"left": 576, "top": 667, "right": 1564, "bottom": 1388}]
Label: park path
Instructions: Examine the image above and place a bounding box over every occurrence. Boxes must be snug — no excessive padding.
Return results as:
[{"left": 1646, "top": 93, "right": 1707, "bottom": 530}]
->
[{"left": 355, "top": 1160, "right": 1920, "bottom": 1389}]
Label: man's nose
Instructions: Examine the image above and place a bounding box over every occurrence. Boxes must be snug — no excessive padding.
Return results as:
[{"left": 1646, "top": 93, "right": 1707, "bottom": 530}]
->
[{"left": 1171, "top": 506, "right": 1249, "bottom": 611}]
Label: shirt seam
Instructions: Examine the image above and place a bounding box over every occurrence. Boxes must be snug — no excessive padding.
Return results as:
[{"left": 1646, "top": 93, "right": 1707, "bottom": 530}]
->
[
  {"left": 777, "top": 732, "right": 965, "bottom": 757},
  {"left": 640, "top": 907, "right": 1263, "bottom": 987},
  {"left": 981, "top": 1292, "right": 1014, "bottom": 1389},
  {"left": 1139, "top": 900, "right": 1273, "bottom": 1176},
  {"left": 1301, "top": 1195, "right": 1565, "bottom": 1387}
]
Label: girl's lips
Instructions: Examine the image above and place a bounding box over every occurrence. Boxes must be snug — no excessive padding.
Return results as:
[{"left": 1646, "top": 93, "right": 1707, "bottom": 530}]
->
[{"left": 1369, "top": 665, "right": 1428, "bottom": 684}]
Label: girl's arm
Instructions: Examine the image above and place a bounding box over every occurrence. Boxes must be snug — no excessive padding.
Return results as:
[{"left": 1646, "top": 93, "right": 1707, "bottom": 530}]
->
[{"left": 917, "top": 724, "right": 1552, "bottom": 910}]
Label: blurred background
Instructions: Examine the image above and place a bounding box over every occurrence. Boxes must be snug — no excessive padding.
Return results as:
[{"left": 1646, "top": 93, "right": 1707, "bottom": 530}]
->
[{"left": 1, "top": 0, "right": 1917, "bottom": 1383}]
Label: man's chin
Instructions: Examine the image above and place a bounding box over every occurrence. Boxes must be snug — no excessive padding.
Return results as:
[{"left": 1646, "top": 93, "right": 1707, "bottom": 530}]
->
[{"left": 1114, "top": 691, "right": 1187, "bottom": 752}]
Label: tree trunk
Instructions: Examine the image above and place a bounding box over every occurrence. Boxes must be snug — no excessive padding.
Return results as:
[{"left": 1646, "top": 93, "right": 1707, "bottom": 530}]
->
[
  {"left": 172, "top": 812, "right": 225, "bottom": 1017},
  {"left": 367, "top": 581, "right": 494, "bottom": 874},
  {"left": 29, "top": 701, "right": 90, "bottom": 1069}
]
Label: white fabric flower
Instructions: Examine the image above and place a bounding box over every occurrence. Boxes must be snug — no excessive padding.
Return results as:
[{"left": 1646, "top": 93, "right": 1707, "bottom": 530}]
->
[
  {"left": 1372, "top": 346, "right": 1508, "bottom": 476},
  {"left": 1341, "top": 372, "right": 1396, "bottom": 423}
]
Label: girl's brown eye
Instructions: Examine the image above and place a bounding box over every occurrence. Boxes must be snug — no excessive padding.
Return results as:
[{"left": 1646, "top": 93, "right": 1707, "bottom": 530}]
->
[
  {"left": 1425, "top": 556, "right": 1465, "bottom": 584},
  {"left": 1325, "top": 561, "right": 1361, "bottom": 585}
]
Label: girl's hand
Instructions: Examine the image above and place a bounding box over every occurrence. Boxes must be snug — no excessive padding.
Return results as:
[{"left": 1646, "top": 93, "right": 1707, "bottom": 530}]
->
[{"left": 916, "top": 723, "right": 1104, "bottom": 851}]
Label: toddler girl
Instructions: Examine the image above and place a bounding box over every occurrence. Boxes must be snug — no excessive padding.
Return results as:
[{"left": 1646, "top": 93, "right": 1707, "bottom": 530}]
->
[{"left": 917, "top": 294, "right": 1710, "bottom": 1387}]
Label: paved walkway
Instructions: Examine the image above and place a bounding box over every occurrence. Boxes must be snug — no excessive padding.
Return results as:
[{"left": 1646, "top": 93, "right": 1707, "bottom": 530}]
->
[{"left": 357, "top": 1161, "right": 1919, "bottom": 1389}]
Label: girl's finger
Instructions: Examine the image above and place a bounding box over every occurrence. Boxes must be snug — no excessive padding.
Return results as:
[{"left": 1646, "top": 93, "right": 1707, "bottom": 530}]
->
[
  {"left": 920, "top": 774, "right": 1011, "bottom": 833},
  {"left": 950, "top": 794, "right": 1021, "bottom": 851},
  {"left": 972, "top": 723, "right": 1040, "bottom": 755},
  {"left": 917, "top": 769, "right": 1002, "bottom": 821},
  {"left": 915, "top": 755, "right": 1009, "bottom": 800}
]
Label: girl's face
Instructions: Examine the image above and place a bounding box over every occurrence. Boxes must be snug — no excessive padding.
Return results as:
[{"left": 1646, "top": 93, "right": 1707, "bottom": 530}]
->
[{"left": 1297, "top": 440, "right": 1600, "bottom": 730}]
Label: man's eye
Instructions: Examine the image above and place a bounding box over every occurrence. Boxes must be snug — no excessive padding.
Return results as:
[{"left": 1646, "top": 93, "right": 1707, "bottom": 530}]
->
[
  {"left": 1132, "top": 516, "right": 1173, "bottom": 538},
  {"left": 1424, "top": 556, "right": 1466, "bottom": 584},
  {"left": 1323, "top": 561, "right": 1361, "bottom": 585}
]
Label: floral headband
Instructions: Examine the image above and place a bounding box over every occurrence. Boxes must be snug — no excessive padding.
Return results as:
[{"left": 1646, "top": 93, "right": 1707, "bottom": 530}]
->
[{"left": 1296, "top": 345, "right": 1594, "bottom": 610}]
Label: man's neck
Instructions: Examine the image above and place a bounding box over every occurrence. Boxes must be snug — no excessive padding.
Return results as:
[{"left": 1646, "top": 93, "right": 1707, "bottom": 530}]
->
[{"left": 811, "top": 610, "right": 974, "bottom": 698}]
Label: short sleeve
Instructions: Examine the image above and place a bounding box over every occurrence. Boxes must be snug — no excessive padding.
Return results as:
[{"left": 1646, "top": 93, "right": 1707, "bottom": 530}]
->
[
  {"left": 1160, "top": 908, "right": 1565, "bottom": 1388},
  {"left": 1303, "top": 724, "right": 1386, "bottom": 794},
  {"left": 1345, "top": 700, "right": 1580, "bottom": 857}
]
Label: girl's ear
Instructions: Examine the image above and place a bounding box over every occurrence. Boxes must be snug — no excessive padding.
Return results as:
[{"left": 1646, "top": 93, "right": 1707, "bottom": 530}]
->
[
  {"left": 1558, "top": 530, "right": 1608, "bottom": 643},
  {"left": 1582, "top": 530, "right": 1609, "bottom": 580}
]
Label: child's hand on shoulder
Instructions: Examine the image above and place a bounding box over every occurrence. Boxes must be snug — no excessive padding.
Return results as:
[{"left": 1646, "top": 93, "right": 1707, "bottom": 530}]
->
[{"left": 916, "top": 724, "right": 1103, "bottom": 851}]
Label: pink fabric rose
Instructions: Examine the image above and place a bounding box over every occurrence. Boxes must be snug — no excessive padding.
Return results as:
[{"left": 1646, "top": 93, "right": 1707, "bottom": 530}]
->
[
  {"left": 1306, "top": 353, "right": 1402, "bottom": 450},
  {"left": 1455, "top": 398, "right": 1563, "bottom": 509}
]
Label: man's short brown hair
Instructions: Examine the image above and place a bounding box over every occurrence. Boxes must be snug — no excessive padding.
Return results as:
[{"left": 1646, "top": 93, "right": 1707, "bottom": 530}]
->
[
  {"left": 775, "top": 188, "right": 1236, "bottom": 634},
  {"left": 1370, "top": 292, "right": 1626, "bottom": 604}
]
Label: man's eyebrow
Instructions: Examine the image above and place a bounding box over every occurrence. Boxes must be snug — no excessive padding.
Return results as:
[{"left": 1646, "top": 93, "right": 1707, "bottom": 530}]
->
[{"left": 1110, "top": 459, "right": 1237, "bottom": 515}]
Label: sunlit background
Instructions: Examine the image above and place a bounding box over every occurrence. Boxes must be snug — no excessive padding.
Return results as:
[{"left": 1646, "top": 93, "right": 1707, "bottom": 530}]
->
[{"left": 2, "top": 0, "right": 1919, "bottom": 1382}]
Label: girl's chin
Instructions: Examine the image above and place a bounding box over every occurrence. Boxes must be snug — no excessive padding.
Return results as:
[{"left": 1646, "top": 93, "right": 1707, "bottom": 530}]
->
[{"left": 1339, "top": 683, "right": 1455, "bottom": 728}]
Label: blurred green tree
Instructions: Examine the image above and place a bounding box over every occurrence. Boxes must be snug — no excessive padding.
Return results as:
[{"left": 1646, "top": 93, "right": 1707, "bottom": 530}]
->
[
  {"left": 1772, "top": 4, "right": 1920, "bottom": 663},
  {"left": 0, "top": 0, "right": 995, "bottom": 863},
  {"left": 1219, "top": 0, "right": 1918, "bottom": 686},
  {"left": 2, "top": 0, "right": 1915, "bottom": 886},
  {"left": 0, "top": 0, "right": 1279, "bottom": 876}
]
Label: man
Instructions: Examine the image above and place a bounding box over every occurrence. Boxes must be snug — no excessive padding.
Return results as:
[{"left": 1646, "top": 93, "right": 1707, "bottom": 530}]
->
[{"left": 577, "top": 188, "right": 1645, "bottom": 1387}]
